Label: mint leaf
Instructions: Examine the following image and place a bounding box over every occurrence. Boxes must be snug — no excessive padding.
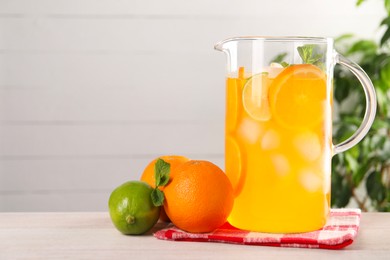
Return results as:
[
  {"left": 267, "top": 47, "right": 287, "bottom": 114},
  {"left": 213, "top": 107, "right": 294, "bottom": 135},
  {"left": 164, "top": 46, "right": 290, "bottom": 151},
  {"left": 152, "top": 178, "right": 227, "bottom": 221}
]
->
[
  {"left": 151, "top": 188, "right": 164, "bottom": 207},
  {"left": 159, "top": 172, "right": 170, "bottom": 187},
  {"left": 154, "top": 158, "right": 171, "bottom": 187},
  {"left": 272, "top": 52, "right": 288, "bottom": 63},
  {"left": 297, "top": 44, "right": 325, "bottom": 70},
  {"left": 298, "top": 45, "right": 314, "bottom": 64},
  {"left": 152, "top": 158, "right": 170, "bottom": 208},
  {"left": 271, "top": 52, "right": 290, "bottom": 67},
  {"left": 280, "top": 61, "right": 290, "bottom": 68}
]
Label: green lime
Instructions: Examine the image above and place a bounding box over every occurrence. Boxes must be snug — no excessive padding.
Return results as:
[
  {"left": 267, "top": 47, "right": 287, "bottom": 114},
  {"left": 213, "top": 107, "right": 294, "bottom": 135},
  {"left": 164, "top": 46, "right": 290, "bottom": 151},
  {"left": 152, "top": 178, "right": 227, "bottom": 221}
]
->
[{"left": 108, "top": 181, "right": 160, "bottom": 235}]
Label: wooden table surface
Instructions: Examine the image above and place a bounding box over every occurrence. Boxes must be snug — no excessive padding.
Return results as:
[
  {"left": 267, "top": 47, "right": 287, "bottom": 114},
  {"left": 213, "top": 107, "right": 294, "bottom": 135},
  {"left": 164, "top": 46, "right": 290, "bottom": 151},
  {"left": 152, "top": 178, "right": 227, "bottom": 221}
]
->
[{"left": 0, "top": 212, "right": 389, "bottom": 259}]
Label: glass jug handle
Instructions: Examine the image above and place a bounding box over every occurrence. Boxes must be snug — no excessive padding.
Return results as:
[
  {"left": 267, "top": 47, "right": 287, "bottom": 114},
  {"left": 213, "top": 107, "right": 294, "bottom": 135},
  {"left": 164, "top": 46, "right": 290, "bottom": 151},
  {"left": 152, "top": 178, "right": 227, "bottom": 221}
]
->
[{"left": 333, "top": 52, "right": 377, "bottom": 155}]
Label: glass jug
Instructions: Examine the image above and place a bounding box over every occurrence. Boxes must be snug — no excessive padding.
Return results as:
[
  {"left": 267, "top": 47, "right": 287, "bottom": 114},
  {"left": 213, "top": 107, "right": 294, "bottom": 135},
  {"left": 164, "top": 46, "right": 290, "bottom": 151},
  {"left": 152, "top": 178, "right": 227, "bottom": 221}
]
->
[{"left": 215, "top": 37, "right": 376, "bottom": 233}]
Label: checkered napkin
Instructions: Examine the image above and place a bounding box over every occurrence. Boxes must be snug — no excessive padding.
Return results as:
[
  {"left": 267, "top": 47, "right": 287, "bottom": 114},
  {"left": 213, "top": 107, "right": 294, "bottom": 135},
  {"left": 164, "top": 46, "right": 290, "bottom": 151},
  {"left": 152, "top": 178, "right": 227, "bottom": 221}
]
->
[{"left": 154, "top": 208, "right": 361, "bottom": 249}]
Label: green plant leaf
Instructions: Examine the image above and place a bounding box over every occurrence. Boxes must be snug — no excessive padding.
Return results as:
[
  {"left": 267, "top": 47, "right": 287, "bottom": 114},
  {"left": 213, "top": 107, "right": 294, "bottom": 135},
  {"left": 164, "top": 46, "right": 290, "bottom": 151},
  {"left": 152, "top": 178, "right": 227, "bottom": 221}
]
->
[
  {"left": 345, "top": 152, "right": 359, "bottom": 172},
  {"left": 352, "top": 155, "right": 377, "bottom": 186},
  {"left": 366, "top": 170, "right": 387, "bottom": 203},
  {"left": 151, "top": 188, "right": 164, "bottom": 207},
  {"left": 380, "top": 62, "right": 390, "bottom": 83},
  {"left": 332, "top": 2, "right": 390, "bottom": 211},
  {"left": 386, "top": 0, "right": 390, "bottom": 14},
  {"left": 356, "top": 0, "right": 366, "bottom": 6},
  {"left": 347, "top": 40, "right": 377, "bottom": 56},
  {"left": 370, "top": 134, "right": 388, "bottom": 150},
  {"left": 154, "top": 158, "right": 171, "bottom": 187},
  {"left": 339, "top": 183, "right": 353, "bottom": 207},
  {"left": 377, "top": 138, "right": 390, "bottom": 162},
  {"left": 373, "top": 54, "right": 390, "bottom": 81},
  {"left": 332, "top": 153, "right": 344, "bottom": 166},
  {"left": 334, "top": 123, "right": 357, "bottom": 143},
  {"left": 334, "top": 77, "right": 350, "bottom": 103},
  {"left": 335, "top": 34, "right": 356, "bottom": 54},
  {"left": 331, "top": 171, "right": 352, "bottom": 207},
  {"left": 381, "top": 27, "right": 390, "bottom": 46},
  {"left": 380, "top": 16, "right": 390, "bottom": 27},
  {"left": 376, "top": 87, "right": 389, "bottom": 117},
  {"left": 371, "top": 117, "right": 390, "bottom": 131},
  {"left": 335, "top": 34, "right": 354, "bottom": 43}
]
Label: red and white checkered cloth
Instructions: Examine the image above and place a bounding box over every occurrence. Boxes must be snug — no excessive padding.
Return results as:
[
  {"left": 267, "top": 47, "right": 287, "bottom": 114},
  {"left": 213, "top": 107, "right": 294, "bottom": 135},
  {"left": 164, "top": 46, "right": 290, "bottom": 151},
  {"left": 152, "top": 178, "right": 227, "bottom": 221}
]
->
[{"left": 154, "top": 208, "right": 361, "bottom": 249}]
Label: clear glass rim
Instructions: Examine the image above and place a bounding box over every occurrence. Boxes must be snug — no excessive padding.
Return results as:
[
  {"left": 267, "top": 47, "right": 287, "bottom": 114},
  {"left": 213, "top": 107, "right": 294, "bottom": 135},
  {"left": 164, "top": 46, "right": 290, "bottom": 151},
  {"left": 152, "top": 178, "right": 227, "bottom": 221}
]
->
[{"left": 214, "top": 36, "right": 333, "bottom": 51}]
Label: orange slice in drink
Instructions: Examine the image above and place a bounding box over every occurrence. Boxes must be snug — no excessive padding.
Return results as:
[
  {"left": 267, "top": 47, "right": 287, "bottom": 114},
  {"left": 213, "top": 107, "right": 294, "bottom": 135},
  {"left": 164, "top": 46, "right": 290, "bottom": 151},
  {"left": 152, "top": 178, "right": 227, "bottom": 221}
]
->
[
  {"left": 226, "top": 78, "right": 239, "bottom": 133},
  {"left": 225, "top": 136, "right": 245, "bottom": 197},
  {"left": 242, "top": 73, "right": 271, "bottom": 121},
  {"left": 269, "top": 64, "right": 327, "bottom": 129}
]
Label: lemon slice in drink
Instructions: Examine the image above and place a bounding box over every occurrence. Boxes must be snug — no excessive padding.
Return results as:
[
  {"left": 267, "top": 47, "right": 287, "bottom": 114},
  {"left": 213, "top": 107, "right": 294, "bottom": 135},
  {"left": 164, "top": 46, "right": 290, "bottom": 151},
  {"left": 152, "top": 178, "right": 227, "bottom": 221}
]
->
[{"left": 242, "top": 73, "right": 271, "bottom": 121}]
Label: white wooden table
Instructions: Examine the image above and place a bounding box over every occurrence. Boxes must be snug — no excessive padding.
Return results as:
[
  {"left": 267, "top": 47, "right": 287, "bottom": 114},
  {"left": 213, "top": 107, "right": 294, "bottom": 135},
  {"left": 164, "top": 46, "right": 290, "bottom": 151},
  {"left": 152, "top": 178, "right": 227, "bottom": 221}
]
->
[{"left": 0, "top": 212, "right": 389, "bottom": 259}]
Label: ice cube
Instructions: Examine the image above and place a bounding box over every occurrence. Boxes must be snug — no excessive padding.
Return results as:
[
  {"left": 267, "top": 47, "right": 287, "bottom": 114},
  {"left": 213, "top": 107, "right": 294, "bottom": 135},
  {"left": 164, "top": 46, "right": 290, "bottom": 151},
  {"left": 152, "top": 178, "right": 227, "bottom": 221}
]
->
[
  {"left": 237, "top": 118, "right": 262, "bottom": 144},
  {"left": 261, "top": 129, "right": 280, "bottom": 150},
  {"left": 293, "top": 131, "right": 321, "bottom": 161},
  {"left": 271, "top": 154, "right": 290, "bottom": 176},
  {"left": 299, "top": 170, "right": 322, "bottom": 192}
]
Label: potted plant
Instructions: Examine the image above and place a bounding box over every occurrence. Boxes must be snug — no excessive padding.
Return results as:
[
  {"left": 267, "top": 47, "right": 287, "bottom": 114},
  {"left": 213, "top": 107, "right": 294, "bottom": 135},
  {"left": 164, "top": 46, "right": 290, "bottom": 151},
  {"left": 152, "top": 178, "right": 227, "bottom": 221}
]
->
[{"left": 332, "top": 0, "right": 390, "bottom": 211}]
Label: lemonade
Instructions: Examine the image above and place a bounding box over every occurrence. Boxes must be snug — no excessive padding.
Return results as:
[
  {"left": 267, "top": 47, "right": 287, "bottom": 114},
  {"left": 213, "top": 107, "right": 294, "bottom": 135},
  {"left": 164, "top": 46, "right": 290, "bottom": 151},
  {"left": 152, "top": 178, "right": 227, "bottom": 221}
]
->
[{"left": 225, "top": 64, "right": 332, "bottom": 233}]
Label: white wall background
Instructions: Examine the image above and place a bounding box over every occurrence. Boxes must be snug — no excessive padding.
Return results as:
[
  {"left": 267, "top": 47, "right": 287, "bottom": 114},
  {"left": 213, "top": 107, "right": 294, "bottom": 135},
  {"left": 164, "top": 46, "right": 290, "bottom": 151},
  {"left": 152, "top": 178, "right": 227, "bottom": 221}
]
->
[{"left": 0, "top": 0, "right": 385, "bottom": 211}]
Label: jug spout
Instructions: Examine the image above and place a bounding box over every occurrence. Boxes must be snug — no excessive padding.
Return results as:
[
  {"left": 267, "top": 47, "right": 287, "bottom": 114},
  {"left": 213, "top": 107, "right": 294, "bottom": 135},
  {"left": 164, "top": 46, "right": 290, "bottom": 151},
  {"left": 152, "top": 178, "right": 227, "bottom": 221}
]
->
[
  {"left": 214, "top": 38, "right": 235, "bottom": 52},
  {"left": 214, "top": 40, "right": 225, "bottom": 52}
]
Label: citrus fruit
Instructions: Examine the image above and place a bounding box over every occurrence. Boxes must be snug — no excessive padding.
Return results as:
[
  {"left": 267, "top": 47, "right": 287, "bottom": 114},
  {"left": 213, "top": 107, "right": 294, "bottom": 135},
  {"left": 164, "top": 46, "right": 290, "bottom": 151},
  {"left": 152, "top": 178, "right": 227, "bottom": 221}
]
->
[
  {"left": 225, "top": 136, "right": 245, "bottom": 197},
  {"left": 242, "top": 73, "right": 272, "bottom": 121},
  {"left": 140, "top": 155, "right": 189, "bottom": 188},
  {"left": 226, "top": 78, "right": 240, "bottom": 133},
  {"left": 140, "top": 155, "right": 189, "bottom": 222},
  {"left": 163, "top": 160, "right": 234, "bottom": 233},
  {"left": 268, "top": 64, "right": 327, "bottom": 129},
  {"left": 108, "top": 181, "right": 160, "bottom": 235}
]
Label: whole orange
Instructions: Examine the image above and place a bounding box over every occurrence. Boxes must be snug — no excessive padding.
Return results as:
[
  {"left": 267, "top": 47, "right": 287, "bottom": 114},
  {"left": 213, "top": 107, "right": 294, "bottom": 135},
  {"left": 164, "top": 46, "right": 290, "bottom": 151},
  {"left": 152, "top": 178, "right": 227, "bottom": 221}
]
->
[
  {"left": 163, "top": 160, "right": 234, "bottom": 233},
  {"left": 140, "top": 155, "right": 189, "bottom": 222}
]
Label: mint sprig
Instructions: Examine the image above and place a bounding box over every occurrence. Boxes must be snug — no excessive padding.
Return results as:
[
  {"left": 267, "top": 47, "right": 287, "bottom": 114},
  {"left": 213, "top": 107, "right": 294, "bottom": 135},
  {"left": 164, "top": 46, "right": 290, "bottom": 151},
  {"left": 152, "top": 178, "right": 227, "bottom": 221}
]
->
[
  {"left": 151, "top": 189, "right": 165, "bottom": 207},
  {"left": 297, "top": 44, "right": 325, "bottom": 69},
  {"left": 154, "top": 158, "right": 170, "bottom": 187},
  {"left": 280, "top": 61, "right": 290, "bottom": 68},
  {"left": 151, "top": 158, "right": 170, "bottom": 207},
  {"left": 271, "top": 52, "right": 290, "bottom": 67}
]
